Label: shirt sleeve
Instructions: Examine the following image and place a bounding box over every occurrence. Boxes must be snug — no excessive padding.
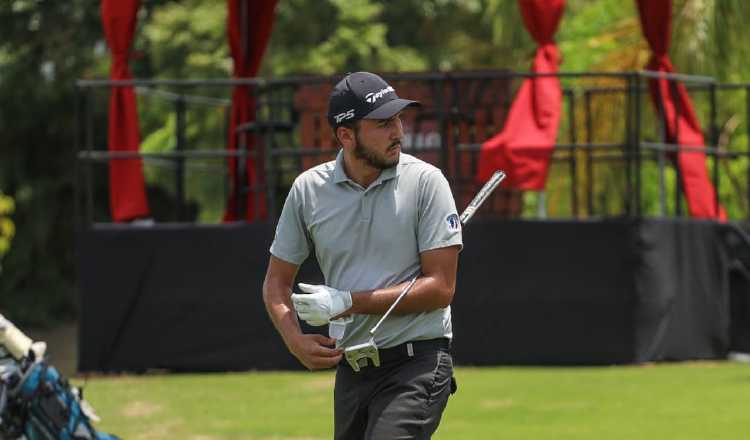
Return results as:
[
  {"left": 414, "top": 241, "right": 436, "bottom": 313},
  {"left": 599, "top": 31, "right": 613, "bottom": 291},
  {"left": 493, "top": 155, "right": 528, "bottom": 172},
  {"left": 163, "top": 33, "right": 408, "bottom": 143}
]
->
[
  {"left": 269, "top": 180, "right": 311, "bottom": 265},
  {"left": 417, "top": 170, "right": 464, "bottom": 253}
]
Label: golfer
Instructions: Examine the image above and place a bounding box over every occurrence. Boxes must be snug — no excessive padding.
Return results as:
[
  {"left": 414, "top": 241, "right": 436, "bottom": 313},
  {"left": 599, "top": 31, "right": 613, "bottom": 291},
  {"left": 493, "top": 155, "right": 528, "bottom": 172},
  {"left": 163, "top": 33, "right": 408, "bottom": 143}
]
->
[{"left": 263, "top": 71, "right": 462, "bottom": 439}]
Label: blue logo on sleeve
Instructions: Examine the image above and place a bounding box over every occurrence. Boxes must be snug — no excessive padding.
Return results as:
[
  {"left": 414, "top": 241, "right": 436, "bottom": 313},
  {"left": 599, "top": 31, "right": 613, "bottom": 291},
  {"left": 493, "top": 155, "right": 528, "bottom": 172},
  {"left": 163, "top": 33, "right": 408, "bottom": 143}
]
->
[{"left": 446, "top": 213, "right": 460, "bottom": 232}]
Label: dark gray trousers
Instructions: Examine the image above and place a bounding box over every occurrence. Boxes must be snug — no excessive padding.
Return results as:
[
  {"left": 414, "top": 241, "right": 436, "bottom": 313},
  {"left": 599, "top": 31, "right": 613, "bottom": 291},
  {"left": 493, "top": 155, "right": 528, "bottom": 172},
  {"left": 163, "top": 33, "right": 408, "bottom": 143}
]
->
[{"left": 334, "top": 341, "right": 455, "bottom": 440}]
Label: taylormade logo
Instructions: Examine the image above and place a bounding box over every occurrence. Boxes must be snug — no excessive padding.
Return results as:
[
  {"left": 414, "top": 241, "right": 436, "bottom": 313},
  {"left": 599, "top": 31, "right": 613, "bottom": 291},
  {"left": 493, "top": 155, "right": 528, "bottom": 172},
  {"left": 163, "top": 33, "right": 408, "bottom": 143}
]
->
[
  {"left": 365, "top": 86, "right": 394, "bottom": 103},
  {"left": 334, "top": 109, "right": 355, "bottom": 123}
]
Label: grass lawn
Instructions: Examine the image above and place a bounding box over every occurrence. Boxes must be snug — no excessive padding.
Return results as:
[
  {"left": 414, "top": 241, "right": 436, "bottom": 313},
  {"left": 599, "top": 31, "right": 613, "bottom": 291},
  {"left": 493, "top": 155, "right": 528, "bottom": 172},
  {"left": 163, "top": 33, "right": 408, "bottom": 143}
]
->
[{"left": 75, "top": 362, "right": 749, "bottom": 440}]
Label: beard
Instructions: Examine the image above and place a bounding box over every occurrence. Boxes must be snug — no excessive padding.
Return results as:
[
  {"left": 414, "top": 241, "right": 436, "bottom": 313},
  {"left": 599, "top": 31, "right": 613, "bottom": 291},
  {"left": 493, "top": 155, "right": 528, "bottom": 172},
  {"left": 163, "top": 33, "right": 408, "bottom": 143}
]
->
[{"left": 353, "top": 131, "right": 400, "bottom": 170}]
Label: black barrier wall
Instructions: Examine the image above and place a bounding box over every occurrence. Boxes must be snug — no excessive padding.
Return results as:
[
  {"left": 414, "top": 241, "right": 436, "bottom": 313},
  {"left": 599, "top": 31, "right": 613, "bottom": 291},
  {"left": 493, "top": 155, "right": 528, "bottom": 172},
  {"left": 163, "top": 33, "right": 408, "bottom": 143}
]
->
[{"left": 77, "top": 219, "right": 736, "bottom": 372}]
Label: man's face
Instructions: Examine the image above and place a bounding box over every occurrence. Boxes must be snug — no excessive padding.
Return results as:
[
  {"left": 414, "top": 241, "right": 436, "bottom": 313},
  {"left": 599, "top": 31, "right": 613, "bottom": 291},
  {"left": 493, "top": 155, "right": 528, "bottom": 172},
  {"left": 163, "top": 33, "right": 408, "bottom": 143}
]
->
[{"left": 351, "top": 113, "right": 404, "bottom": 170}]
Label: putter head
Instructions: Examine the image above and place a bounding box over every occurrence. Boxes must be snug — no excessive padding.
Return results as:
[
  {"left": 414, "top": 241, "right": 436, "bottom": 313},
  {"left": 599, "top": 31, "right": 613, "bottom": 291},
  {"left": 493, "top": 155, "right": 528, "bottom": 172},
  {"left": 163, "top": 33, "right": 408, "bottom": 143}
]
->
[{"left": 344, "top": 339, "right": 380, "bottom": 372}]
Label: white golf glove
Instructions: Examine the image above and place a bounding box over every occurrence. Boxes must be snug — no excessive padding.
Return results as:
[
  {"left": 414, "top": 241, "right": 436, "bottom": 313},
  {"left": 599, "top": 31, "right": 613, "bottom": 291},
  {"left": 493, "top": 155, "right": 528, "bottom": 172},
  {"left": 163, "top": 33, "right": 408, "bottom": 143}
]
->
[{"left": 291, "top": 283, "right": 352, "bottom": 327}]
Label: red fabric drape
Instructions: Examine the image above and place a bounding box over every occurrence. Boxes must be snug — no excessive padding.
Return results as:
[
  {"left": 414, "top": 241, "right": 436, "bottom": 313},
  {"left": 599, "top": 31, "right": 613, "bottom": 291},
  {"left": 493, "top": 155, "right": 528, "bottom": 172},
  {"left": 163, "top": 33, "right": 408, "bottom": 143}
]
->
[
  {"left": 224, "top": 0, "right": 278, "bottom": 221},
  {"left": 101, "top": 0, "right": 149, "bottom": 222},
  {"left": 477, "top": 0, "right": 565, "bottom": 189},
  {"left": 636, "top": 0, "right": 726, "bottom": 220}
]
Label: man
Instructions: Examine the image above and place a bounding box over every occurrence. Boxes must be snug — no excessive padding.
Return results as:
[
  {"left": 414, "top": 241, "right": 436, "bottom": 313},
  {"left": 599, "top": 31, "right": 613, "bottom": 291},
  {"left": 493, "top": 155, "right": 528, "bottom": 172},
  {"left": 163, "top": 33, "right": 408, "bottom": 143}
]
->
[{"left": 262, "top": 71, "right": 461, "bottom": 439}]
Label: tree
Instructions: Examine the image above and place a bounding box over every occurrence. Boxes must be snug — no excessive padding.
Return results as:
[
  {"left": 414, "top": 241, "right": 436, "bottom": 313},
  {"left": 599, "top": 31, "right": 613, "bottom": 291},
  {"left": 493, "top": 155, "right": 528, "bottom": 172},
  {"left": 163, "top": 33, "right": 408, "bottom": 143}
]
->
[
  {"left": 0, "top": 1, "right": 104, "bottom": 325},
  {"left": 0, "top": 0, "right": 173, "bottom": 325}
]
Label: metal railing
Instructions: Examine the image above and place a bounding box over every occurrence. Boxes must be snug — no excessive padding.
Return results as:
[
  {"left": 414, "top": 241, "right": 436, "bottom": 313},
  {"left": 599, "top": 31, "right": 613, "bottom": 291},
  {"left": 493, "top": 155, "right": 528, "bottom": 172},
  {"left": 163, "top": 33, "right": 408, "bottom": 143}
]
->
[{"left": 74, "top": 70, "right": 750, "bottom": 224}]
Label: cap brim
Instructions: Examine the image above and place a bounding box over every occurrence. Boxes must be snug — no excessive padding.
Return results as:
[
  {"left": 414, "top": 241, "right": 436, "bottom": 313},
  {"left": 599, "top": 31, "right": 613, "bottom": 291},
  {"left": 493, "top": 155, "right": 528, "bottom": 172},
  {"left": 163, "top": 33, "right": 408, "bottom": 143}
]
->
[{"left": 363, "top": 98, "right": 420, "bottom": 120}]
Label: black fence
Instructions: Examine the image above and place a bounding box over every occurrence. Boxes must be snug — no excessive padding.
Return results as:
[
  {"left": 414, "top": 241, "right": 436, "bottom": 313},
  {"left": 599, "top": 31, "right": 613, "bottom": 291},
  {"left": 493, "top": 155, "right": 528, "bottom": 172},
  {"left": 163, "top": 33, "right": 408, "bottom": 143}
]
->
[
  {"left": 75, "top": 71, "right": 750, "bottom": 224},
  {"left": 78, "top": 217, "right": 743, "bottom": 371}
]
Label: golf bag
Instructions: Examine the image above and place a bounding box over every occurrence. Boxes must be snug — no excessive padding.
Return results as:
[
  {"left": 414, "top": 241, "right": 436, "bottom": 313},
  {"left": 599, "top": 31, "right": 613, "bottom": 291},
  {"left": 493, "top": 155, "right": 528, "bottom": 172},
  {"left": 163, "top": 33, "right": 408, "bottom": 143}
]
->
[{"left": 0, "top": 314, "right": 120, "bottom": 440}]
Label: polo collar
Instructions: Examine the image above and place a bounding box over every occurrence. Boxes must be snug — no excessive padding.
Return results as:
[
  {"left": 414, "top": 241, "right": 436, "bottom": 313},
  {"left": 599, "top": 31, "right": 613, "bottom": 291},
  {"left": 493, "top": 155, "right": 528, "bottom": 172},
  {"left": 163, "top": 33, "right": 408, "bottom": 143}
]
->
[
  {"left": 333, "top": 149, "right": 402, "bottom": 186},
  {"left": 333, "top": 150, "right": 350, "bottom": 184}
]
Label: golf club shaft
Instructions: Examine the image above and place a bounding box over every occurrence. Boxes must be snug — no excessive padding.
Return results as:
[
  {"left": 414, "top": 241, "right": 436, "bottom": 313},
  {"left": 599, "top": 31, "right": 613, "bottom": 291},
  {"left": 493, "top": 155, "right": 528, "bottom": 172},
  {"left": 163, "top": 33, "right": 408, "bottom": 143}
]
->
[
  {"left": 369, "top": 170, "right": 507, "bottom": 337},
  {"left": 369, "top": 276, "right": 418, "bottom": 336}
]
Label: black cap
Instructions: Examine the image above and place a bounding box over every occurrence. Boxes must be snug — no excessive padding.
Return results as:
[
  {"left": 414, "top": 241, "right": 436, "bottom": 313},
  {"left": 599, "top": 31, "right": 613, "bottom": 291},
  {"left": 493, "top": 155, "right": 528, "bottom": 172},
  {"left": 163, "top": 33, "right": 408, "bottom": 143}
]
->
[{"left": 327, "top": 72, "right": 420, "bottom": 128}]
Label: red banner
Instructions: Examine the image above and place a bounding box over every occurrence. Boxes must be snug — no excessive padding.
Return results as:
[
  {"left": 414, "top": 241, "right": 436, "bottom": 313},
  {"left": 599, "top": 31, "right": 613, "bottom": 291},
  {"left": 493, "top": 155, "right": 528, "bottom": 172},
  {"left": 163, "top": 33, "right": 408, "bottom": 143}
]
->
[
  {"left": 224, "top": 0, "right": 278, "bottom": 221},
  {"left": 477, "top": 0, "right": 565, "bottom": 190},
  {"left": 636, "top": 0, "right": 726, "bottom": 220},
  {"left": 101, "top": 0, "right": 150, "bottom": 222}
]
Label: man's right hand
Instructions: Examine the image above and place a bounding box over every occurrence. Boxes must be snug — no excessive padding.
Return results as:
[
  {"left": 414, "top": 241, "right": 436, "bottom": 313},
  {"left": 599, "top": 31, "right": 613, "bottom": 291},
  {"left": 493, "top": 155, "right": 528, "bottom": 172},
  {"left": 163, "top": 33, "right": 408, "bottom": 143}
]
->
[{"left": 289, "top": 333, "right": 343, "bottom": 370}]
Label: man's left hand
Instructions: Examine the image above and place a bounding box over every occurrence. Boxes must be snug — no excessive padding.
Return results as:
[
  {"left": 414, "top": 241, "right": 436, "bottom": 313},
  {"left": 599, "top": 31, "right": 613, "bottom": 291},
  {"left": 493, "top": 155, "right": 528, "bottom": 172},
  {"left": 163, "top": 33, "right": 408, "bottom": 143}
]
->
[{"left": 291, "top": 283, "right": 352, "bottom": 326}]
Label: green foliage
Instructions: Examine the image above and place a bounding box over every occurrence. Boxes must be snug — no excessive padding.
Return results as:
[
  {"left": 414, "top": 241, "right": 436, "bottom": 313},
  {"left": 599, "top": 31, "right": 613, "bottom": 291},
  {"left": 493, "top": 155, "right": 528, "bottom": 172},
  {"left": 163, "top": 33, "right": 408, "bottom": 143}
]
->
[
  {"left": 136, "top": 0, "right": 232, "bottom": 222},
  {"left": 558, "top": 0, "right": 643, "bottom": 72},
  {"left": 0, "top": 0, "right": 174, "bottom": 324},
  {"left": 672, "top": 0, "right": 750, "bottom": 82},
  {"left": 139, "top": 0, "right": 230, "bottom": 78},
  {"left": 0, "top": 1, "right": 100, "bottom": 325},
  {"left": 0, "top": 192, "right": 14, "bottom": 263},
  {"left": 268, "top": 0, "right": 427, "bottom": 75},
  {"left": 266, "top": 0, "right": 536, "bottom": 75}
]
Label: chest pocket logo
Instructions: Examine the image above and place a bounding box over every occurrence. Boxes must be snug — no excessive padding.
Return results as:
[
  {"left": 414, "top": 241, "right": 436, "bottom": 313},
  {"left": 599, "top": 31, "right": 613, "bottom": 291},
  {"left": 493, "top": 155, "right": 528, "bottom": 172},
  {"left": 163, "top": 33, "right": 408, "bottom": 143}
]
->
[{"left": 446, "top": 213, "right": 460, "bottom": 232}]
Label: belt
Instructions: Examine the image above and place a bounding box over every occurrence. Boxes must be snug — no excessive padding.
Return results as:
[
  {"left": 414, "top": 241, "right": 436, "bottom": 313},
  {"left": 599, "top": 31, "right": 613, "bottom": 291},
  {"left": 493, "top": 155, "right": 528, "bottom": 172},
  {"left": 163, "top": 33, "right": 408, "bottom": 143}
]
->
[{"left": 344, "top": 338, "right": 451, "bottom": 370}]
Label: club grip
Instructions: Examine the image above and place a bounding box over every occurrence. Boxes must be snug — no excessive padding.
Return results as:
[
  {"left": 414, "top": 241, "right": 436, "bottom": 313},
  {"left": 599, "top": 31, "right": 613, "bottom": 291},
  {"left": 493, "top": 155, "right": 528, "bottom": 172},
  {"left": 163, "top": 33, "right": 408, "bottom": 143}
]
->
[{"left": 459, "top": 170, "right": 506, "bottom": 225}]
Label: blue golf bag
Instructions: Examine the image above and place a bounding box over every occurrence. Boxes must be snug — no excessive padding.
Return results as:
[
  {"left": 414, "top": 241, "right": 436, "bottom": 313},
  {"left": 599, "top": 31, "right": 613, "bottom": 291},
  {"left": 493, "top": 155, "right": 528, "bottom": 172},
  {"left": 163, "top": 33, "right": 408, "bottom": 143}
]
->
[
  {"left": 0, "top": 315, "right": 120, "bottom": 440},
  {"left": 14, "top": 362, "right": 120, "bottom": 440}
]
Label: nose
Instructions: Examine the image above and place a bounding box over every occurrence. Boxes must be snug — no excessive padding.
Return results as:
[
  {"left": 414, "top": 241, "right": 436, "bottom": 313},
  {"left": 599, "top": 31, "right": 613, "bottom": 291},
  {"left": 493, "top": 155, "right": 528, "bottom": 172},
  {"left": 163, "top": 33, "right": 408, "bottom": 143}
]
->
[{"left": 391, "top": 117, "right": 404, "bottom": 140}]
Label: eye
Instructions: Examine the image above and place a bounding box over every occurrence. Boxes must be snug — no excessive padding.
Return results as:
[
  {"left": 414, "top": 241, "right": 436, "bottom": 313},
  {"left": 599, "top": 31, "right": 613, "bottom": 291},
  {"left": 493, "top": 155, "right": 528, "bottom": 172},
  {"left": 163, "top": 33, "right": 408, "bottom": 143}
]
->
[{"left": 379, "top": 115, "right": 400, "bottom": 128}]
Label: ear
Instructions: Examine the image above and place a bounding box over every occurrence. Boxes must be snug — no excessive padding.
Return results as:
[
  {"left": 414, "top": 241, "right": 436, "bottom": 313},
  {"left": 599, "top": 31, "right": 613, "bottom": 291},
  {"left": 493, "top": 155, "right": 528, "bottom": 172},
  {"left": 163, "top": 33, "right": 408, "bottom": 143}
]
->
[{"left": 336, "top": 126, "right": 355, "bottom": 147}]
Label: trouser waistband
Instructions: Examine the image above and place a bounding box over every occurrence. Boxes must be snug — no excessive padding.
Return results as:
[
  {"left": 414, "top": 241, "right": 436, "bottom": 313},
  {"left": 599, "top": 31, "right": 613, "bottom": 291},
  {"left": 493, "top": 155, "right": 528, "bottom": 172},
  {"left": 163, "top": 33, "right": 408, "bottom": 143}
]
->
[{"left": 343, "top": 338, "right": 450, "bottom": 370}]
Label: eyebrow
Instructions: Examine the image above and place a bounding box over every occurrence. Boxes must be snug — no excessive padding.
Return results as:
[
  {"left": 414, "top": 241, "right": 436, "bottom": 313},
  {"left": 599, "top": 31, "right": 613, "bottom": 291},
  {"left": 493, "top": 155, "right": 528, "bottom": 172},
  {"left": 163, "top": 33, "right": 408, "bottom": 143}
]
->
[{"left": 378, "top": 113, "right": 402, "bottom": 124}]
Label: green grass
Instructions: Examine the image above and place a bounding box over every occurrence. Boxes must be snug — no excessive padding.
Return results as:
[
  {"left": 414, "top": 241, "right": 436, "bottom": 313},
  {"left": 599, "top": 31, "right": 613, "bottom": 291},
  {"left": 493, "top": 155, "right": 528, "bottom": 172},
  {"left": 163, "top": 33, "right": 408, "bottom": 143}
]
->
[{"left": 74, "top": 362, "right": 750, "bottom": 440}]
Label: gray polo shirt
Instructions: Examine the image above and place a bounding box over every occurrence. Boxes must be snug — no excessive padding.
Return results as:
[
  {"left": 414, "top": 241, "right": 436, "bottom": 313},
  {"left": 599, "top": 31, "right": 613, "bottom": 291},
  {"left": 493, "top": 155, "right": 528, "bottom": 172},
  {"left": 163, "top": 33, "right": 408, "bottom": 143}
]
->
[{"left": 269, "top": 151, "right": 463, "bottom": 348}]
